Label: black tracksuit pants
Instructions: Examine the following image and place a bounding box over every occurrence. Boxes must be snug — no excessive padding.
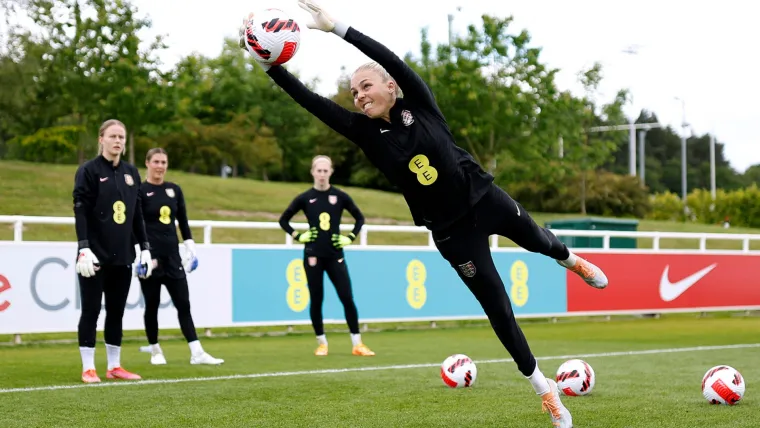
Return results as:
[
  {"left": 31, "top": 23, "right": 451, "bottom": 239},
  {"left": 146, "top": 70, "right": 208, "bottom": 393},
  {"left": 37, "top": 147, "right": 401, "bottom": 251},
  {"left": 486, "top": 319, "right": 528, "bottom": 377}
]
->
[{"left": 432, "top": 183, "right": 570, "bottom": 376}]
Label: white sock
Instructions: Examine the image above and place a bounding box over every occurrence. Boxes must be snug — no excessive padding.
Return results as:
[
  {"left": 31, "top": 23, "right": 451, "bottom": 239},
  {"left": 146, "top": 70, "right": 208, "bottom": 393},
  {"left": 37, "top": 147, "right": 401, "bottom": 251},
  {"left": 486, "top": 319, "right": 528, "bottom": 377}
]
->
[
  {"left": 316, "top": 334, "right": 327, "bottom": 346},
  {"left": 350, "top": 333, "right": 362, "bottom": 347},
  {"left": 151, "top": 343, "right": 163, "bottom": 355},
  {"left": 527, "top": 364, "right": 551, "bottom": 395},
  {"left": 79, "top": 347, "right": 95, "bottom": 372},
  {"left": 560, "top": 251, "right": 577, "bottom": 267},
  {"left": 105, "top": 344, "right": 121, "bottom": 371},
  {"left": 188, "top": 340, "right": 203, "bottom": 356}
]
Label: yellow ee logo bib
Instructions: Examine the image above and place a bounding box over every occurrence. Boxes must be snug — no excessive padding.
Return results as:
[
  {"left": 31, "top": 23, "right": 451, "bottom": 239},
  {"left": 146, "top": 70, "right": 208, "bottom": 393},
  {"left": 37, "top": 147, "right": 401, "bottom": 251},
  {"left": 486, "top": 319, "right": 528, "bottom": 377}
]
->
[
  {"left": 159, "top": 206, "right": 172, "bottom": 225},
  {"left": 408, "top": 155, "right": 438, "bottom": 186}
]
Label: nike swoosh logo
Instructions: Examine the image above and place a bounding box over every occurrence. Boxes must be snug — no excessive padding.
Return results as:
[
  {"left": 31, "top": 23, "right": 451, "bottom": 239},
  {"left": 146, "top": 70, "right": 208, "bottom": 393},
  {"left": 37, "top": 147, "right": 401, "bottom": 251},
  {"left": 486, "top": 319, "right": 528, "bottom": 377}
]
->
[
  {"left": 659, "top": 263, "right": 717, "bottom": 302},
  {"left": 380, "top": 129, "right": 390, "bottom": 133},
  {"left": 147, "top": 192, "right": 154, "bottom": 196},
  {"left": 309, "top": 198, "right": 317, "bottom": 203}
]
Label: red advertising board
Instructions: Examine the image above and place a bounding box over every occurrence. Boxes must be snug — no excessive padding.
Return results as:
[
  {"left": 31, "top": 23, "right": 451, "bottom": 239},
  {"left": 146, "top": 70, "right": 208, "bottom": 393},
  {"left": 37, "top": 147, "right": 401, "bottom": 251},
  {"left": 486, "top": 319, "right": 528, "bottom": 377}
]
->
[{"left": 567, "top": 253, "right": 760, "bottom": 312}]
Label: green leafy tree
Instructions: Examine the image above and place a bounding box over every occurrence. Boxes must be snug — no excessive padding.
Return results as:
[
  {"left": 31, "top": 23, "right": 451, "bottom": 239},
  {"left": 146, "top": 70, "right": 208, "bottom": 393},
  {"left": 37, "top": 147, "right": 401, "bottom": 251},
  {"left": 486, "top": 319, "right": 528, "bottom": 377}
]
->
[{"left": 98, "top": 0, "right": 170, "bottom": 164}]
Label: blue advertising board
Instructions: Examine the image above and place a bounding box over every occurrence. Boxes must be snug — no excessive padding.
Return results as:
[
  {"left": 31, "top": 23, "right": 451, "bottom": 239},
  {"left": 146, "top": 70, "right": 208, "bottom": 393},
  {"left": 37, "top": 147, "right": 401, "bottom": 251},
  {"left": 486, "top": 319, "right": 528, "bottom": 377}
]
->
[{"left": 231, "top": 248, "right": 567, "bottom": 324}]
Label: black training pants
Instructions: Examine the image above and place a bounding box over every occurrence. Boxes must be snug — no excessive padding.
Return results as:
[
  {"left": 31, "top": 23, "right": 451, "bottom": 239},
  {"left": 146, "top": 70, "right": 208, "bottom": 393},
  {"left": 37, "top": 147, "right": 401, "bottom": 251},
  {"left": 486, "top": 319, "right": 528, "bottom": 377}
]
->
[
  {"left": 77, "top": 265, "right": 132, "bottom": 348},
  {"left": 139, "top": 272, "right": 198, "bottom": 345},
  {"left": 303, "top": 255, "right": 360, "bottom": 336},
  {"left": 432, "top": 183, "right": 570, "bottom": 376}
]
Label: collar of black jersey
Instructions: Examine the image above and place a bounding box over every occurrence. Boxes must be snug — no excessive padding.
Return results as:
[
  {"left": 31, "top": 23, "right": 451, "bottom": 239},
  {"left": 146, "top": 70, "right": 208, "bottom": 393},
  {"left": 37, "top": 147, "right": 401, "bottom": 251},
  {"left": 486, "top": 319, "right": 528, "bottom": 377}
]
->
[
  {"left": 98, "top": 154, "right": 122, "bottom": 169},
  {"left": 387, "top": 98, "right": 408, "bottom": 125},
  {"left": 311, "top": 185, "right": 333, "bottom": 194}
]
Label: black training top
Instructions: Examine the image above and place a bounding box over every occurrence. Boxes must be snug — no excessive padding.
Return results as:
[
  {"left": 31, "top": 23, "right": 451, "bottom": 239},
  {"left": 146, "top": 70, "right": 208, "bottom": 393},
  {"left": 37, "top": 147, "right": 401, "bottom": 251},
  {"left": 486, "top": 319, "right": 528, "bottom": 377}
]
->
[
  {"left": 267, "top": 26, "right": 494, "bottom": 232},
  {"left": 279, "top": 186, "right": 364, "bottom": 258},
  {"left": 139, "top": 181, "right": 192, "bottom": 258},
  {"left": 73, "top": 155, "right": 149, "bottom": 265}
]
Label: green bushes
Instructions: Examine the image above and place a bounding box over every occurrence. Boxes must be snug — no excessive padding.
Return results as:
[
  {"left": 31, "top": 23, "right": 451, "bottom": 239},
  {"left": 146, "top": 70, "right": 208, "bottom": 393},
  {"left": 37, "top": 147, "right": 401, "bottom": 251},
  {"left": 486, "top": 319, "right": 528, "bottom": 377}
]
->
[
  {"left": 503, "top": 170, "right": 651, "bottom": 218},
  {"left": 648, "top": 191, "right": 684, "bottom": 221},
  {"left": 5, "top": 125, "right": 84, "bottom": 164},
  {"left": 501, "top": 164, "right": 760, "bottom": 226},
  {"left": 646, "top": 184, "right": 760, "bottom": 228}
]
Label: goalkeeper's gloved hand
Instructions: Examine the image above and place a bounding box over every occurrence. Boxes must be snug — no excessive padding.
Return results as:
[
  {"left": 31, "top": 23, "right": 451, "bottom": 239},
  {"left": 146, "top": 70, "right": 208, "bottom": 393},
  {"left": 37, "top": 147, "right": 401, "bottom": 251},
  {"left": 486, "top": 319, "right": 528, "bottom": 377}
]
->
[
  {"left": 136, "top": 249, "right": 154, "bottom": 279},
  {"left": 238, "top": 13, "right": 253, "bottom": 50},
  {"left": 238, "top": 12, "right": 272, "bottom": 71},
  {"left": 331, "top": 233, "right": 356, "bottom": 249},
  {"left": 294, "top": 227, "right": 318, "bottom": 243},
  {"left": 182, "top": 239, "right": 199, "bottom": 274},
  {"left": 297, "top": 0, "right": 337, "bottom": 32},
  {"left": 75, "top": 248, "right": 100, "bottom": 278},
  {"left": 134, "top": 259, "right": 158, "bottom": 278}
]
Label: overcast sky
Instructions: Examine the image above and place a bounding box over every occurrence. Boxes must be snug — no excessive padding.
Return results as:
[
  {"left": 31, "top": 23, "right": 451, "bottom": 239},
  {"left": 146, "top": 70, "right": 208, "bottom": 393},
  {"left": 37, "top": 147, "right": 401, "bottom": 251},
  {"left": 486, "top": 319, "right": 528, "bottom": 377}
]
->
[{"left": 15, "top": 0, "right": 760, "bottom": 172}]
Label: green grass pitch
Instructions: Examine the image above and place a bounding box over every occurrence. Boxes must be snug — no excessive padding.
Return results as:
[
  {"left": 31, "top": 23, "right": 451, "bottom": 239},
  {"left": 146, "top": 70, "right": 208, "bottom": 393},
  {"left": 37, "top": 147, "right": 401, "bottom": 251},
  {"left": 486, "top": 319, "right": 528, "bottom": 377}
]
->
[{"left": 1, "top": 315, "right": 758, "bottom": 427}]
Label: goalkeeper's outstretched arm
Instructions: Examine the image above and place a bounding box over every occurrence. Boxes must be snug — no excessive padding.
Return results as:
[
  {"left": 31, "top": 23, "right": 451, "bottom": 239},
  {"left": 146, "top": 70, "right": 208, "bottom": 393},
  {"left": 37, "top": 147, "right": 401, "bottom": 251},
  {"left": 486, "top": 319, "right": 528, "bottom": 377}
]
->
[
  {"left": 296, "top": 0, "right": 438, "bottom": 113},
  {"left": 328, "top": 24, "right": 439, "bottom": 113},
  {"left": 265, "top": 67, "right": 367, "bottom": 143}
]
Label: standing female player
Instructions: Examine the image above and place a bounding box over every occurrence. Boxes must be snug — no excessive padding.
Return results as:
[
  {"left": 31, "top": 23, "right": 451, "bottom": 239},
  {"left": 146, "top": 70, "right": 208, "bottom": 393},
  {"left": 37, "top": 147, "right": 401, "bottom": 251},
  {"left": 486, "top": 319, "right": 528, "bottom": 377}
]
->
[
  {"left": 137, "top": 148, "right": 224, "bottom": 366},
  {"left": 278, "top": 155, "right": 374, "bottom": 357},
  {"left": 244, "top": 2, "right": 610, "bottom": 425},
  {"left": 73, "top": 119, "right": 153, "bottom": 383}
]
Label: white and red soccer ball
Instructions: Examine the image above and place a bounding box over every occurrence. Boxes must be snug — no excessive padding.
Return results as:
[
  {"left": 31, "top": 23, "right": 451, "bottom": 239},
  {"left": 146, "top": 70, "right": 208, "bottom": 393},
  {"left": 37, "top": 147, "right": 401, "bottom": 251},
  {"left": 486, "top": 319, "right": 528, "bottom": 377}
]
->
[
  {"left": 243, "top": 8, "right": 301, "bottom": 65},
  {"left": 702, "top": 365, "right": 746, "bottom": 405},
  {"left": 556, "top": 359, "right": 596, "bottom": 396},
  {"left": 440, "top": 354, "right": 477, "bottom": 388}
]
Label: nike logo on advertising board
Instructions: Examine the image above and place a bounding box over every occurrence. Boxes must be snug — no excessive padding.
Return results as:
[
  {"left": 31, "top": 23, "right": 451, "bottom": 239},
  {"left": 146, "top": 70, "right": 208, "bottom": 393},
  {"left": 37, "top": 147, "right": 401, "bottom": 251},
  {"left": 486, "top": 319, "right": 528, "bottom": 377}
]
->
[{"left": 659, "top": 263, "right": 717, "bottom": 302}]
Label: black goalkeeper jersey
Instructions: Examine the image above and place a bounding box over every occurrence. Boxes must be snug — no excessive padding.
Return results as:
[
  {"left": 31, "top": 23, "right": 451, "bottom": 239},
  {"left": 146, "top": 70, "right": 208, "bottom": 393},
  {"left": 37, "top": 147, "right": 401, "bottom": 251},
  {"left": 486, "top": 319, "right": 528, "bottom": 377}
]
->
[
  {"left": 139, "top": 181, "right": 192, "bottom": 258},
  {"left": 73, "top": 155, "right": 149, "bottom": 265},
  {"left": 279, "top": 186, "right": 364, "bottom": 258}
]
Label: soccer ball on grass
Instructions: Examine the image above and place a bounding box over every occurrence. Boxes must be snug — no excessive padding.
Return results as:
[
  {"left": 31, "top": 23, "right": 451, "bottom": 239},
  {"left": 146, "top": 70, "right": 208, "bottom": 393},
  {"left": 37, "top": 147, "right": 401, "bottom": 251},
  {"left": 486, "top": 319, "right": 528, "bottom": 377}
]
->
[
  {"left": 702, "top": 365, "right": 745, "bottom": 405},
  {"left": 440, "top": 354, "right": 477, "bottom": 388},
  {"left": 555, "top": 359, "right": 596, "bottom": 396}
]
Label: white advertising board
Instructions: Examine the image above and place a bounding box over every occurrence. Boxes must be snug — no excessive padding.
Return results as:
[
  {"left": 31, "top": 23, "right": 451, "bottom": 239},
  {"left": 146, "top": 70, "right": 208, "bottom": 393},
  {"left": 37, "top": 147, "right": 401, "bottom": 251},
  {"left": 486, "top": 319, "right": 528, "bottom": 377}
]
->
[{"left": 0, "top": 242, "right": 232, "bottom": 335}]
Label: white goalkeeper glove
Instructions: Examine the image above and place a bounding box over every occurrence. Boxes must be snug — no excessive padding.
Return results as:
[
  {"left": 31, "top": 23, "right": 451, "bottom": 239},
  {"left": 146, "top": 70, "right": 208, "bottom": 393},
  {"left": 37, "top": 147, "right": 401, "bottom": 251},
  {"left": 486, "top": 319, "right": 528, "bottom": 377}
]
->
[
  {"left": 297, "top": 0, "right": 337, "bottom": 32},
  {"left": 239, "top": 13, "right": 272, "bottom": 71},
  {"left": 75, "top": 248, "right": 99, "bottom": 278},
  {"left": 134, "top": 259, "right": 158, "bottom": 277},
  {"left": 136, "top": 249, "right": 153, "bottom": 279},
  {"left": 182, "top": 239, "right": 199, "bottom": 274}
]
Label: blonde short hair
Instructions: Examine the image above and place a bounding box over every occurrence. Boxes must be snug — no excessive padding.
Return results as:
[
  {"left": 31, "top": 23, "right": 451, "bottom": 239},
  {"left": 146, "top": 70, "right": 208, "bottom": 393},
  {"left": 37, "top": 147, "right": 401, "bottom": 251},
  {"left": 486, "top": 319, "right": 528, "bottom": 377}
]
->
[
  {"left": 352, "top": 61, "right": 402, "bottom": 97},
  {"left": 311, "top": 155, "right": 333, "bottom": 169}
]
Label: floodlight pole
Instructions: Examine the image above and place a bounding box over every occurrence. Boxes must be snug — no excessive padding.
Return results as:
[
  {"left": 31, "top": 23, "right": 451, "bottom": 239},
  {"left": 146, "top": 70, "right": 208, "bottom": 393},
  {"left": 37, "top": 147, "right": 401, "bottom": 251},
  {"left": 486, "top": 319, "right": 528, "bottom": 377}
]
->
[
  {"left": 588, "top": 122, "right": 664, "bottom": 178},
  {"left": 710, "top": 134, "right": 716, "bottom": 200}
]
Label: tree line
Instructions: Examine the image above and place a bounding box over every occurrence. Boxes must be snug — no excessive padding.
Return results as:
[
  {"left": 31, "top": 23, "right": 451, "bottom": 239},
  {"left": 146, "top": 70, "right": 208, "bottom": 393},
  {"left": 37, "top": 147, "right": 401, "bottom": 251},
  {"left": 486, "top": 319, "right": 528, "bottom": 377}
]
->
[{"left": 2, "top": 0, "right": 758, "bottom": 218}]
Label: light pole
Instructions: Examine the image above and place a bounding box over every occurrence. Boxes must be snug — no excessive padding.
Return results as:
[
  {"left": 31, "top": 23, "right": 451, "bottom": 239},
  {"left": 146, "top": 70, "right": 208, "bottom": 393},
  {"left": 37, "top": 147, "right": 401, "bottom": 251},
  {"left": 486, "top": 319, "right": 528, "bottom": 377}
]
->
[
  {"left": 588, "top": 122, "right": 663, "bottom": 178},
  {"left": 447, "top": 7, "right": 462, "bottom": 44},
  {"left": 710, "top": 133, "right": 716, "bottom": 200},
  {"left": 638, "top": 129, "right": 647, "bottom": 187},
  {"left": 675, "top": 97, "right": 688, "bottom": 204}
]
